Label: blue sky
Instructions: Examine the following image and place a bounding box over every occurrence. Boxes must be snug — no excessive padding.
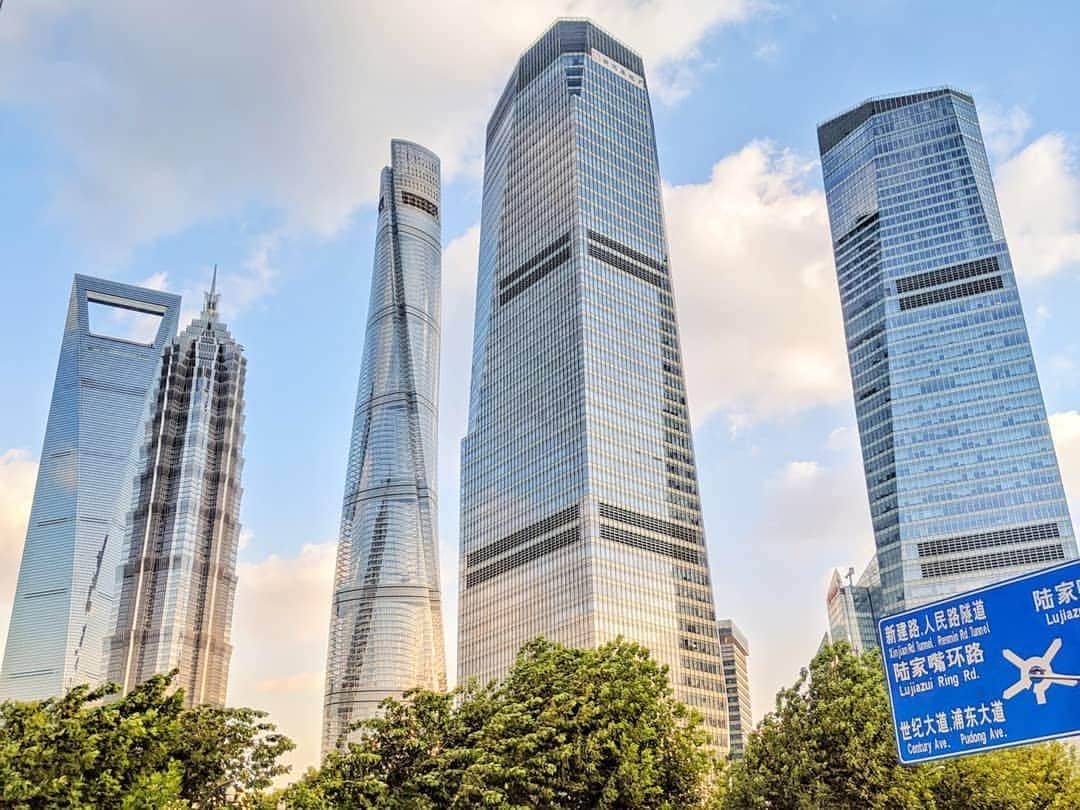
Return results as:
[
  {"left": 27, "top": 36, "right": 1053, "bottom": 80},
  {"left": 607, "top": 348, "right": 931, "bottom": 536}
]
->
[{"left": 2, "top": 0, "right": 1079, "bottom": 774}]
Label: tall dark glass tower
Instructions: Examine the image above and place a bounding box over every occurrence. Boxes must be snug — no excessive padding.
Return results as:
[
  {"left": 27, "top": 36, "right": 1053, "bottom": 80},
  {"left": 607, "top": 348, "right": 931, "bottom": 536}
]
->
[
  {"left": 459, "top": 20, "right": 729, "bottom": 749},
  {"left": 323, "top": 140, "right": 446, "bottom": 753},
  {"left": 819, "top": 88, "right": 1078, "bottom": 616},
  {"left": 107, "top": 274, "right": 246, "bottom": 707},
  {"left": 0, "top": 276, "right": 180, "bottom": 702}
]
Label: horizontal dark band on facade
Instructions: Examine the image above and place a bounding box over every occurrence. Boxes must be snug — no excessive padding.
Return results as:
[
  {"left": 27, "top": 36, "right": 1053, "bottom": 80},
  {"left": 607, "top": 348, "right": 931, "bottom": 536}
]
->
[
  {"left": 465, "top": 527, "right": 581, "bottom": 589},
  {"left": 896, "top": 256, "right": 1001, "bottom": 294},
  {"left": 588, "top": 244, "right": 669, "bottom": 291},
  {"left": 22, "top": 587, "right": 68, "bottom": 600},
  {"left": 499, "top": 233, "right": 572, "bottom": 290},
  {"left": 921, "top": 543, "right": 1064, "bottom": 579},
  {"left": 918, "top": 522, "right": 1060, "bottom": 558},
  {"left": 400, "top": 190, "right": 438, "bottom": 218},
  {"left": 599, "top": 523, "right": 705, "bottom": 566},
  {"left": 35, "top": 517, "right": 71, "bottom": 527},
  {"left": 334, "top": 584, "right": 441, "bottom": 603},
  {"left": 467, "top": 505, "right": 580, "bottom": 567},
  {"left": 587, "top": 230, "right": 665, "bottom": 272},
  {"left": 898, "top": 274, "right": 1003, "bottom": 311},
  {"left": 598, "top": 502, "right": 702, "bottom": 544},
  {"left": 499, "top": 247, "right": 572, "bottom": 305}
]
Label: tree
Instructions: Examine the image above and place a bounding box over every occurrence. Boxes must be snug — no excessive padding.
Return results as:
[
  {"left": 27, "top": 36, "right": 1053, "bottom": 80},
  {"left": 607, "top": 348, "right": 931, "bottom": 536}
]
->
[
  {"left": 175, "top": 703, "right": 294, "bottom": 807},
  {"left": 284, "top": 638, "right": 717, "bottom": 809},
  {"left": 725, "top": 641, "right": 1080, "bottom": 809},
  {"left": 0, "top": 671, "right": 294, "bottom": 809}
]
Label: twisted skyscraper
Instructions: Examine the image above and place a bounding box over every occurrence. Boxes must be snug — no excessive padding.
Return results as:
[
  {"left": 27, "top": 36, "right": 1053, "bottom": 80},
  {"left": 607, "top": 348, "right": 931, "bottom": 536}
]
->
[
  {"left": 107, "top": 274, "right": 246, "bottom": 707},
  {"left": 0, "top": 276, "right": 180, "bottom": 702},
  {"left": 323, "top": 141, "right": 445, "bottom": 752},
  {"left": 458, "top": 20, "right": 730, "bottom": 749},
  {"left": 819, "top": 88, "right": 1077, "bottom": 616}
]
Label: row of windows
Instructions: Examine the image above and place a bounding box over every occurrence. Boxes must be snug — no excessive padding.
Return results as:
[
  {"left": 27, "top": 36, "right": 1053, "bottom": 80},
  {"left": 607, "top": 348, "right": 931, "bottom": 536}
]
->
[
  {"left": 599, "top": 523, "right": 705, "bottom": 566},
  {"left": 399, "top": 190, "right": 438, "bottom": 219},
  {"left": 898, "top": 271, "right": 1003, "bottom": 310},
  {"left": 498, "top": 247, "right": 572, "bottom": 306},
  {"left": 599, "top": 501, "right": 701, "bottom": 542},
  {"left": 464, "top": 527, "right": 581, "bottom": 589},
  {"left": 466, "top": 506, "right": 579, "bottom": 567},
  {"left": 498, "top": 232, "right": 571, "bottom": 290},
  {"left": 917, "top": 522, "right": 1060, "bottom": 559},
  {"left": 895, "top": 255, "right": 1000, "bottom": 294},
  {"left": 921, "top": 543, "right": 1064, "bottom": 579}
]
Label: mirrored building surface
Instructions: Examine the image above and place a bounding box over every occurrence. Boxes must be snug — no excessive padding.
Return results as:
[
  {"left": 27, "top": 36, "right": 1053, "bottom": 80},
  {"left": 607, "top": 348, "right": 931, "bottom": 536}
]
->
[
  {"left": 459, "top": 20, "right": 730, "bottom": 750},
  {"left": 819, "top": 89, "right": 1077, "bottom": 616},
  {"left": 717, "top": 620, "right": 751, "bottom": 759},
  {"left": 107, "top": 276, "right": 245, "bottom": 707},
  {"left": 0, "top": 276, "right": 180, "bottom": 702},
  {"left": 323, "top": 140, "right": 446, "bottom": 753},
  {"left": 826, "top": 559, "right": 882, "bottom": 655}
]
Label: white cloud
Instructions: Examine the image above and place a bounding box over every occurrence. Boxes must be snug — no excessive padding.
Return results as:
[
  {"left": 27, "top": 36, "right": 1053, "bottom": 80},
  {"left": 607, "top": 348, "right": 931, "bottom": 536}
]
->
[
  {"left": 1050, "top": 411, "right": 1080, "bottom": 519},
  {"left": 228, "top": 542, "right": 336, "bottom": 782},
  {"left": 0, "top": 1, "right": 753, "bottom": 254},
  {"left": 996, "top": 133, "right": 1080, "bottom": 279},
  {"left": 980, "top": 104, "right": 1032, "bottom": 160},
  {"left": 718, "top": 443, "right": 874, "bottom": 723},
  {"left": 237, "top": 527, "right": 253, "bottom": 552},
  {"left": 0, "top": 450, "right": 38, "bottom": 658},
  {"left": 664, "top": 141, "right": 850, "bottom": 425}
]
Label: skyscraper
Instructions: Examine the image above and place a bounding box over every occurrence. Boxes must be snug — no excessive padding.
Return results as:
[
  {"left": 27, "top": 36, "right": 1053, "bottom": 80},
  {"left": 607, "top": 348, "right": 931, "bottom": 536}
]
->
[
  {"left": 717, "top": 620, "right": 751, "bottom": 759},
  {"left": 819, "top": 88, "right": 1078, "bottom": 617},
  {"left": 825, "top": 558, "right": 881, "bottom": 654},
  {"left": 0, "top": 275, "right": 180, "bottom": 702},
  {"left": 323, "top": 140, "right": 445, "bottom": 752},
  {"left": 459, "top": 19, "right": 729, "bottom": 748},
  {"left": 107, "top": 274, "right": 246, "bottom": 707}
]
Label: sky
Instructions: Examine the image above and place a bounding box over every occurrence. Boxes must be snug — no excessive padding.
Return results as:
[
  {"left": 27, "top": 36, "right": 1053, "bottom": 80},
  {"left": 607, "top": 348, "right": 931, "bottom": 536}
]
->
[{"left": 2, "top": 0, "right": 1080, "bottom": 778}]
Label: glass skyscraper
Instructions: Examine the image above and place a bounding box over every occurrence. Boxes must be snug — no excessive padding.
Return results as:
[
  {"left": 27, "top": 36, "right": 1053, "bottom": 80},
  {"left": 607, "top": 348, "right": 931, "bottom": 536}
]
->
[
  {"left": 107, "top": 275, "right": 246, "bottom": 707},
  {"left": 717, "top": 620, "right": 751, "bottom": 759},
  {"left": 0, "top": 275, "right": 180, "bottom": 702},
  {"left": 323, "top": 140, "right": 446, "bottom": 752},
  {"left": 825, "top": 559, "right": 882, "bottom": 654},
  {"left": 819, "top": 88, "right": 1078, "bottom": 616},
  {"left": 459, "top": 20, "right": 729, "bottom": 748}
]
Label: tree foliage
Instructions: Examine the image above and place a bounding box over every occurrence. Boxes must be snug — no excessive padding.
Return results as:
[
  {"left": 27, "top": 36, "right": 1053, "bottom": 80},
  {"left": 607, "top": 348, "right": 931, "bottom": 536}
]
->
[
  {"left": 0, "top": 671, "right": 293, "bottom": 809},
  {"left": 725, "top": 640, "right": 1080, "bottom": 809},
  {"left": 284, "top": 637, "right": 717, "bottom": 809}
]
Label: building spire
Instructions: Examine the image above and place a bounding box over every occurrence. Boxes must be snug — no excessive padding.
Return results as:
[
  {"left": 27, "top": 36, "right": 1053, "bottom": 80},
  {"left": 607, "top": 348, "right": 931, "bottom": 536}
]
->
[{"left": 204, "top": 264, "right": 220, "bottom": 316}]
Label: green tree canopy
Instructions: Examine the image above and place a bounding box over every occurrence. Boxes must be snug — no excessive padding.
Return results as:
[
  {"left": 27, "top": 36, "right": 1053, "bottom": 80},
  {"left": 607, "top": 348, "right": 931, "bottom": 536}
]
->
[
  {"left": 285, "top": 637, "right": 718, "bottom": 809},
  {"left": 725, "top": 640, "right": 1080, "bottom": 810},
  {"left": 0, "top": 671, "right": 293, "bottom": 809}
]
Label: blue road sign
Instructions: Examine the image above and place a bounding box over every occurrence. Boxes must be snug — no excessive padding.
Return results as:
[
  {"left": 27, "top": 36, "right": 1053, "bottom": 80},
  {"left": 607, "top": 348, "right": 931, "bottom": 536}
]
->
[{"left": 879, "top": 560, "right": 1080, "bottom": 764}]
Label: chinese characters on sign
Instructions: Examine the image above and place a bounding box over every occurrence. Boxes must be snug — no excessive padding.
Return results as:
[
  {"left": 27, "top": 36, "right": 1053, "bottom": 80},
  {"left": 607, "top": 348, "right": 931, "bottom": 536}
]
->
[{"left": 880, "top": 561, "right": 1080, "bottom": 764}]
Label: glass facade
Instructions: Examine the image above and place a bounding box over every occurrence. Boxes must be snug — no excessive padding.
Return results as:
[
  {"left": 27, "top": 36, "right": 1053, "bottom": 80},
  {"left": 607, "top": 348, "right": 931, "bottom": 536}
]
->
[
  {"left": 826, "top": 558, "right": 882, "bottom": 654},
  {"left": 819, "top": 88, "right": 1078, "bottom": 616},
  {"left": 459, "top": 20, "right": 730, "bottom": 750},
  {"left": 107, "top": 278, "right": 246, "bottom": 707},
  {"left": 0, "top": 275, "right": 180, "bottom": 702},
  {"left": 323, "top": 140, "right": 446, "bottom": 753},
  {"left": 717, "top": 619, "right": 751, "bottom": 759}
]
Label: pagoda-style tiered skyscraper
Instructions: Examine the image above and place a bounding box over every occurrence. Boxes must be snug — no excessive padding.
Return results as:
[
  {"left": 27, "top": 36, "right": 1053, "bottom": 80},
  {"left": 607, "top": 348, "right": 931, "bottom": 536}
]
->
[
  {"left": 458, "top": 20, "right": 730, "bottom": 750},
  {"left": 107, "top": 273, "right": 246, "bottom": 707},
  {"left": 322, "top": 140, "right": 446, "bottom": 752}
]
